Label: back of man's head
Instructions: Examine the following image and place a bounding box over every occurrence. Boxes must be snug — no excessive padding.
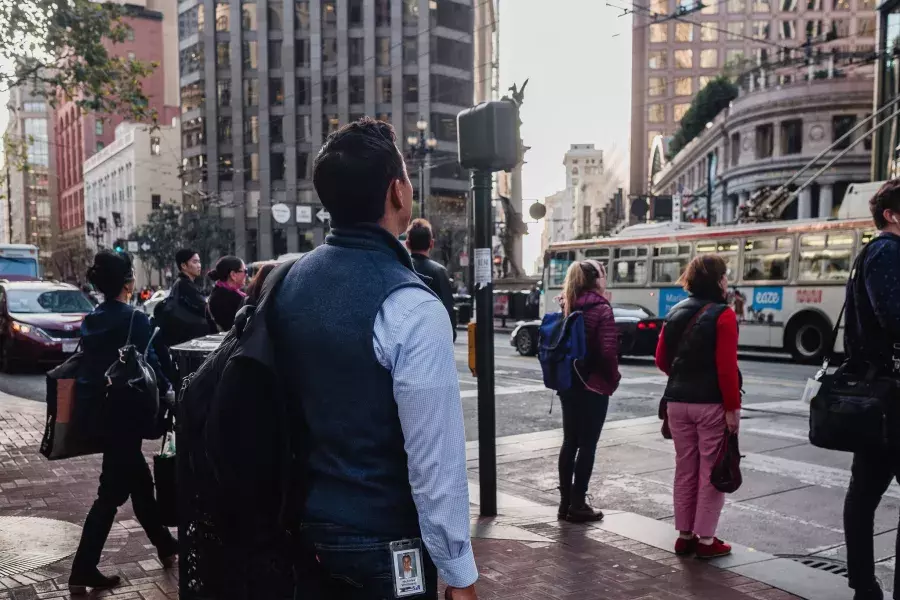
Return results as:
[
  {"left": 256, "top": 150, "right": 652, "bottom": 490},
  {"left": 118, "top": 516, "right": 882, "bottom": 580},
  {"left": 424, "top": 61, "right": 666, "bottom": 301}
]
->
[
  {"left": 870, "top": 179, "right": 900, "bottom": 230},
  {"left": 313, "top": 118, "right": 405, "bottom": 227},
  {"left": 406, "top": 218, "right": 433, "bottom": 253}
]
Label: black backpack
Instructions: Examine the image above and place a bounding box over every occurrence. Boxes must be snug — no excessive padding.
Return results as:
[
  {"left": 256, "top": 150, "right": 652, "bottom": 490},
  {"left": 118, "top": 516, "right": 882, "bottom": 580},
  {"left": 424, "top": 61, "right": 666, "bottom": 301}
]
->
[
  {"left": 177, "top": 258, "right": 304, "bottom": 599},
  {"left": 104, "top": 311, "right": 161, "bottom": 440}
]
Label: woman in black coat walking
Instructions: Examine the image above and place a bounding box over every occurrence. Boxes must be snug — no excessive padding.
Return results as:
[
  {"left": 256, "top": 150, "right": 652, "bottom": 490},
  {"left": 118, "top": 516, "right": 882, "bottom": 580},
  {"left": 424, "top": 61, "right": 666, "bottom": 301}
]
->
[{"left": 206, "top": 255, "right": 247, "bottom": 332}]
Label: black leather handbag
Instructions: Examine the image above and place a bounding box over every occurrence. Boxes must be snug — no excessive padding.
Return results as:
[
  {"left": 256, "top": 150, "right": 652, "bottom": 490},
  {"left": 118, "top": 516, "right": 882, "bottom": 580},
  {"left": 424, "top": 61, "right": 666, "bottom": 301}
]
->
[{"left": 808, "top": 243, "right": 900, "bottom": 454}]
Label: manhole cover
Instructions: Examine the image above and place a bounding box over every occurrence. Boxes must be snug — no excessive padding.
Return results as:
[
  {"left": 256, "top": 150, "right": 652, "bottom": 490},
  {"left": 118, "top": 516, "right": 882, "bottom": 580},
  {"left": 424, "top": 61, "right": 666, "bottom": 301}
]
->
[
  {"left": 778, "top": 554, "right": 848, "bottom": 578},
  {"left": 0, "top": 516, "right": 81, "bottom": 577}
]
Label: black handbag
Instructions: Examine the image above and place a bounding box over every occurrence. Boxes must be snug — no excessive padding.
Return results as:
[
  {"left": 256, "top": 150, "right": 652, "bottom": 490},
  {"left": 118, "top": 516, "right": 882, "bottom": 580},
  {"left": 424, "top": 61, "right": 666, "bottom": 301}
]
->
[
  {"left": 40, "top": 343, "right": 103, "bottom": 460},
  {"left": 808, "top": 243, "right": 900, "bottom": 453},
  {"left": 711, "top": 430, "right": 743, "bottom": 493},
  {"left": 153, "top": 416, "right": 177, "bottom": 527}
]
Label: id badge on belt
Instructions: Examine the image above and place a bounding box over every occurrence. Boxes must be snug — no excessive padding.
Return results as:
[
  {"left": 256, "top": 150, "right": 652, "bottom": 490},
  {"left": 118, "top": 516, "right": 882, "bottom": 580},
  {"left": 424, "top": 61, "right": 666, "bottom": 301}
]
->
[{"left": 389, "top": 539, "right": 425, "bottom": 598}]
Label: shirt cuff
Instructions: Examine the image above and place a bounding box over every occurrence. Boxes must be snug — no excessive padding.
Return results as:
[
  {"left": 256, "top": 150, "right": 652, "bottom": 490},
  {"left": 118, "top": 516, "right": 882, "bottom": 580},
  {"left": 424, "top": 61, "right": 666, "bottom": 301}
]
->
[{"left": 436, "top": 546, "right": 478, "bottom": 589}]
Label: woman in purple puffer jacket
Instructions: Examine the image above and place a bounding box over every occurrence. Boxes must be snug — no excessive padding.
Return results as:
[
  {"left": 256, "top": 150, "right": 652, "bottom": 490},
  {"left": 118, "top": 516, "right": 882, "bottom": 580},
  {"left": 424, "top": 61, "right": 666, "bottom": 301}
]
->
[{"left": 557, "top": 259, "right": 621, "bottom": 523}]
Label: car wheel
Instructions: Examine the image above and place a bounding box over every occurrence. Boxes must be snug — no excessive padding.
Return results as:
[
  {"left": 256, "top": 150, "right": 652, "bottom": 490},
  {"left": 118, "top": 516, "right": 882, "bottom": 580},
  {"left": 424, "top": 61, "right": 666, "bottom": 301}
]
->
[
  {"left": 786, "top": 316, "right": 830, "bottom": 364},
  {"left": 0, "top": 337, "right": 14, "bottom": 373},
  {"left": 515, "top": 328, "right": 536, "bottom": 356}
]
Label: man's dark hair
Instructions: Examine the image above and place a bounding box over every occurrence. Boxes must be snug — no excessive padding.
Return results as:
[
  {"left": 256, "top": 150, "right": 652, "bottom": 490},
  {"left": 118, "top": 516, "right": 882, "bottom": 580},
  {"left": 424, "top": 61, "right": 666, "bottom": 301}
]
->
[
  {"left": 406, "top": 218, "right": 433, "bottom": 252},
  {"left": 313, "top": 118, "right": 406, "bottom": 226},
  {"left": 175, "top": 248, "right": 197, "bottom": 272},
  {"left": 870, "top": 179, "right": 900, "bottom": 230}
]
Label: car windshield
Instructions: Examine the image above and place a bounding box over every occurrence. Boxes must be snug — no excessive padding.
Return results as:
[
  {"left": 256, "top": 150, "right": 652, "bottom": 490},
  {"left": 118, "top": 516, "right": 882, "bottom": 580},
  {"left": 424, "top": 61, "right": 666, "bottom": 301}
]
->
[
  {"left": 7, "top": 289, "right": 94, "bottom": 314},
  {"left": 613, "top": 304, "right": 653, "bottom": 319}
]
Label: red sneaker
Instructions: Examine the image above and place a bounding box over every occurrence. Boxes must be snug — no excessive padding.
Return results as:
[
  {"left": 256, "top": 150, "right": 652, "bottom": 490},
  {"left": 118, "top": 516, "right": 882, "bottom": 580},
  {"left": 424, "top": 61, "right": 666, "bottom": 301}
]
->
[
  {"left": 695, "top": 538, "right": 732, "bottom": 559},
  {"left": 674, "top": 536, "right": 698, "bottom": 555}
]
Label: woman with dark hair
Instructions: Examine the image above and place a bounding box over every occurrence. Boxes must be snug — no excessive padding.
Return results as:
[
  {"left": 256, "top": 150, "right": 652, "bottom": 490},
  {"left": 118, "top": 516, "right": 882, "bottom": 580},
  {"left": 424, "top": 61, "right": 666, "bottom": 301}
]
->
[
  {"left": 244, "top": 261, "right": 276, "bottom": 307},
  {"left": 556, "top": 259, "right": 620, "bottom": 523},
  {"left": 655, "top": 254, "right": 741, "bottom": 559},
  {"left": 206, "top": 255, "right": 246, "bottom": 331},
  {"left": 69, "top": 251, "right": 176, "bottom": 594}
]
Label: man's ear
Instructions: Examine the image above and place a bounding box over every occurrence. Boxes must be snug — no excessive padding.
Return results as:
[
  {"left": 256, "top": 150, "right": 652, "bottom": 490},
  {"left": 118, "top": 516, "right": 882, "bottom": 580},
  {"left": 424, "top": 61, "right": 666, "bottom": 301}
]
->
[{"left": 388, "top": 179, "right": 404, "bottom": 211}]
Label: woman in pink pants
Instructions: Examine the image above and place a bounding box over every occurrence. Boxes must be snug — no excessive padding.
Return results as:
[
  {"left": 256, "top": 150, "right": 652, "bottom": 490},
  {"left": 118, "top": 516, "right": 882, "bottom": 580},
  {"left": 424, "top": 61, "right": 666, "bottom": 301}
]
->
[{"left": 655, "top": 255, "right": 741, "bottom": 559}]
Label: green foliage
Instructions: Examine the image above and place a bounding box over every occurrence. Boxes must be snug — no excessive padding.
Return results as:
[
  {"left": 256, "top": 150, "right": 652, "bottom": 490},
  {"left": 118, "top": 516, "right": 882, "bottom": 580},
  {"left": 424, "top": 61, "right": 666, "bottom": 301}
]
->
[
  {"left": 1, "top": 0, "right": 158, "bottom": 122},
  {"left": 666, "top": 76, "right": 738, "bottom": 160}
]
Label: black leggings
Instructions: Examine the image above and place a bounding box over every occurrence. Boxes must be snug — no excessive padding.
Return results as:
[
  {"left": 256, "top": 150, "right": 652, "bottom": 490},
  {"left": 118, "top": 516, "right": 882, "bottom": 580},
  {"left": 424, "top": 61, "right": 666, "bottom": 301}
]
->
[{"left": 558, "top": 389, "right": 610, "bottom": 497}]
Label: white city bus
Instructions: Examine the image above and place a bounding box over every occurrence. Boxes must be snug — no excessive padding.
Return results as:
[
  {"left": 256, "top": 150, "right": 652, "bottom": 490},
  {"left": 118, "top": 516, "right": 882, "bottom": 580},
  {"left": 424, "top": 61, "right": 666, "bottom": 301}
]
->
[
  {"left": 0, "top": 244, "right": 40, "bottom": 281},
  {"left": 544, "top": 216, "right": 875, "bottom": 362}
]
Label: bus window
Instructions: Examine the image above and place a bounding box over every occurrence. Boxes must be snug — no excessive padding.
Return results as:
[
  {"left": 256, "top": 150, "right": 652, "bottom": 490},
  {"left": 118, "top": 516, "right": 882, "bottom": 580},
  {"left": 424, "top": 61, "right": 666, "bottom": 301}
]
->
[
  {"left": 695, "top": 239, "right": 738, "bottom": 278},
  {"left": 742, "top": 236, "right": 792, "bottom": 282},
  {"left": 584, "top": 248, "right": 610, "bottom": 273},
  {"left": 860, "top": 230, "right": 875, "bottom": 246},
  {"left": 652, "top": 243, "right": 690, "bottom": 284},
  {"left": 799, "top": 233, "right": 852, "bottom": 281},
  {"left": 548, "top": 251, "right": 574, "bottom": 287},
  {"left": 613, "top": 247, "right": 647, "bottom": 285}
]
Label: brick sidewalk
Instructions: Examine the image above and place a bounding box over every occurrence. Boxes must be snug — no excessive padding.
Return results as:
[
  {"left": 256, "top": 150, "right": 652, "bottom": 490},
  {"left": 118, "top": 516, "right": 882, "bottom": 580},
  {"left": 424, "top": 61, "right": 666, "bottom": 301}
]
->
[{"left": 0, "top": 394, "right": 799, "bottom": 600}]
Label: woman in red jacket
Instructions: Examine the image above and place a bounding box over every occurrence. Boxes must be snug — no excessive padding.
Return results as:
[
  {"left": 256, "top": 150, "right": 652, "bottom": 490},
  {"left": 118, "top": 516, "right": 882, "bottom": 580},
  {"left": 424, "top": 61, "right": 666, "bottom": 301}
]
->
[
  {"left": 557, "top": 260, "right": 621, "bottom": 523},
  {"left": 655, "top": 254, "right": 740, "bottom": 559}
]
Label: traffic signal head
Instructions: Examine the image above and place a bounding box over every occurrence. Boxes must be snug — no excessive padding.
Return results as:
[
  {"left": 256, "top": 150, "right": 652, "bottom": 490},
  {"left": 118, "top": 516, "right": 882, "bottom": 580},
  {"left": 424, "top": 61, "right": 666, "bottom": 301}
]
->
[{"left": 113, "top": 238, "right": 126, "bottom": 253}]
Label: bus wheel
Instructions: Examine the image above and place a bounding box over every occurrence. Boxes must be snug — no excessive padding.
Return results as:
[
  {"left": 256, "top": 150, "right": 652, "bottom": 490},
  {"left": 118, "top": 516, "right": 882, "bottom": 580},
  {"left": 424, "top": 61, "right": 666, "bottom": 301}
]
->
[
  {"left": 515, "top": 328, "right": 536, "bottom": 357},
  {"left": 786, "top": 316, "right": 831, "bottom": 364}
]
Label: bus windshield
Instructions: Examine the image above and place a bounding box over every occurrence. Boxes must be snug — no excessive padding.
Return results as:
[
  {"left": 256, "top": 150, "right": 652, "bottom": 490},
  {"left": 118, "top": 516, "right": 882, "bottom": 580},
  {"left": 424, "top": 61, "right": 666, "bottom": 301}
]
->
[{"left": 0, "top": 257, "right": 39, "bottom": 279}]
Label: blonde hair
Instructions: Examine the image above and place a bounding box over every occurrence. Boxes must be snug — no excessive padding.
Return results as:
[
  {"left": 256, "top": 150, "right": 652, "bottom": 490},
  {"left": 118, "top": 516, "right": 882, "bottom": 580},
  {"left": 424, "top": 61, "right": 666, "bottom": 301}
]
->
[{"left": 562, "top": 260, "right": 605, "bottom": 316}]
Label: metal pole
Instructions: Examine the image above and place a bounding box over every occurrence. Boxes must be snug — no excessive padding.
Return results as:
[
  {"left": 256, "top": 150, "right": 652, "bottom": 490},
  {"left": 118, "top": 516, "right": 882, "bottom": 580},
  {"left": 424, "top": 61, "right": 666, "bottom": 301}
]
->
[
  {"left": 706, "top": 167, "right": 713, "bottom": 228},
  {"left": 419, "top": 161, "right": 426, "bottom": 220},
  {"left": 472, "top": 169, "right": 496, "bottom": 517}
]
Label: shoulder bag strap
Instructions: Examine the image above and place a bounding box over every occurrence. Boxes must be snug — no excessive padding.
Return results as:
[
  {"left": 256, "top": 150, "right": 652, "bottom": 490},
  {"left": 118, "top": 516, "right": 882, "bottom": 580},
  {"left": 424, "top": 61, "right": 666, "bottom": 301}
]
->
[
  {"left": 669, "top": 303, "right": 715, "bottom": 376},
  {"left": 125, "top": 309, "right": 137, "bottom": 346}
]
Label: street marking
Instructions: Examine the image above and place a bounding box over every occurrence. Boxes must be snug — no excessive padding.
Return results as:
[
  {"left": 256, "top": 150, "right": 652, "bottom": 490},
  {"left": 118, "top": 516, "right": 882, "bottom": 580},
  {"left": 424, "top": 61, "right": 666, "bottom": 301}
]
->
[{"left": 460, "top": 384, "right": 547, "bottom": 398}]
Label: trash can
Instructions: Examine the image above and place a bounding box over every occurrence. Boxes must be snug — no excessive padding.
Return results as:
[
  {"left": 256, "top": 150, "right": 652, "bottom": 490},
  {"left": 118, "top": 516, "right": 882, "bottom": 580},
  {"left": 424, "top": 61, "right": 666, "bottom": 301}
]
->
[{"left": 454, "top": 294, "right": 472, "bottom": 324}]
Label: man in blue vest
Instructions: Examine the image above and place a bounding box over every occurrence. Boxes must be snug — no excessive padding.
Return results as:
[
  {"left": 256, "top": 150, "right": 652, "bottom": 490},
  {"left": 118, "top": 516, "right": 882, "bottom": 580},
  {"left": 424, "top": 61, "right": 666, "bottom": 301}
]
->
[{"left": 272, "top": 118, "right": 478, "bottom": 599}]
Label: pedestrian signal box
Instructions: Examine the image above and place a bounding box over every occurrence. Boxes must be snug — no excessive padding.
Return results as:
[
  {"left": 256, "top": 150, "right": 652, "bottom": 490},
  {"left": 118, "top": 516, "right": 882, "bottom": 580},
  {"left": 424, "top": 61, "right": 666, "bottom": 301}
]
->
[{"left": 457, "top": 101, "right": 518, "bottom": 172}]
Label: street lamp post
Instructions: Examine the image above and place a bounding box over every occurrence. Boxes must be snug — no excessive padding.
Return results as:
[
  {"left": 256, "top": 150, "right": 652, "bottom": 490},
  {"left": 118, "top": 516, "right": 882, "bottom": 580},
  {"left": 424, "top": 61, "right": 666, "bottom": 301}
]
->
[{"left": 406, "top": 118, "right": 437, "bottom": 220}]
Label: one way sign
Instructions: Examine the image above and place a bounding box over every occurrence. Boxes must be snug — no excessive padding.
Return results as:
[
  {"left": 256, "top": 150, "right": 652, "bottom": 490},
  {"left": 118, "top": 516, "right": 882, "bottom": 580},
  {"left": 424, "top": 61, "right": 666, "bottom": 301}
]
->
[{"left": 316, "top": 208, "right": 331, "bottom": 223}]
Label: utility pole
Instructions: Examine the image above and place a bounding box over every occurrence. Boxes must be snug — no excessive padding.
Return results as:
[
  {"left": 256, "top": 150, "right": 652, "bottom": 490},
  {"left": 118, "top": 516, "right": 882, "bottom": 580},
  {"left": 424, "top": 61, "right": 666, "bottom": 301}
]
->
[{"left": 4, "top": 162, "right": 11, "bottom": 243}]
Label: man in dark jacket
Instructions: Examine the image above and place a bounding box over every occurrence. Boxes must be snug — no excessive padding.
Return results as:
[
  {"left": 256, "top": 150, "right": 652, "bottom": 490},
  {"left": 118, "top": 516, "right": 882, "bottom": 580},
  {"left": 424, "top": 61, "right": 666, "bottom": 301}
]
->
[
  {"left": 406, "top": 218, "right": 458, "bottom": 341},
  {"left": 842, "top": 179, "right": 900, "bottom": 600},
  {"left": 156, "top": 248, "right": 212, "bottom": 346}
]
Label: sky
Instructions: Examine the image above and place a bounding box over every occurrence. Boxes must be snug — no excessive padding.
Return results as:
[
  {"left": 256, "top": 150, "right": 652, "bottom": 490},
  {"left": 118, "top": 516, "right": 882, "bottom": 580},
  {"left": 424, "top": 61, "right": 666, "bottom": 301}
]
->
[
  {"left": 0, "top": 0, "right": 635, "bottom": 273},
  {"left": 500, "top": 0, "right": 633, "bottom": 274}
]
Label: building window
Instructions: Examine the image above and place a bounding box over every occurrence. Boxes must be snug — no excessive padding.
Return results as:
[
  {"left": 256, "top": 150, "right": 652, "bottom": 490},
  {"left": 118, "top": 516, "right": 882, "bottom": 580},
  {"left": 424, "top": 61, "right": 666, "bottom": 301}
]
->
[
  {"left": 95, "top": 121, "right": 103, "bottom": 135},
  {"left": 181, "top": 82, "right": 203, "bottom": 113},
  {"left": 296, "top": 77, "right": 309, "bottom": 104},
  {"left": 322, "top": 37, "right": 338, "bottom": 67},
  {"left": 296, "top": 39, "right": 310, "bottom": 67},
  {"left": 727, "top": 21, "right": 745, "bottom": 40},
  {"left": 648, "top": 131, "right": 661, "bottom": 148},
  {"left": 833, "top": 115, "right": 856, "bottom": 149},
  {"left": 268, "top": 2, "right": 283, "bottom": 29},
  {"left": 699, "top": 75, "right": 713, "bottom": 88},
  {"left": 244, "top": 153, "right": 258, "bottom": 181},
  {"left": 349, "top": 76, "right": 365, "bottom": 104},
  {"left": 674, "top": 77, "right": 692, "bottom": 96},
  {"left": 179, "top": 45, "right": 203, "bottom": 76},
  {"left": 831, "top": 18, "right": 850, "bottom": 38},
  {"left": 270, "top": 116, "right": 283, "bottom": 144},
  {"left": 244, "top": 78, "right": 259, "bottom": 106},
  {"left": 403, "top": 36, "right": 417, "bottom": 65},
  {"left": 648, "top": 104, "right": 665, "bottom": 123},
  {"left": 297, "top": 114, "right": 311, "bottom": 142},
  {"left": 700, "top": 49, "right": 717, "bottom": 68},
  {"left": 270, "top": 78, "right": 284, "bottom": 106},
  {"left": 675, "top": 23, "right": 693, "bottom": 42},
  {"left": 674, "top": 103, "right": 690, "bottom": 121},
  {"left": 295, "top": 0, "right": 309, "bottom": 29},
  {"left": 806, "top": 19, "right": 824, "bottom": 38},
  {"left": 403, "top": 0, "right": 417, "bottom": 24},
  {"left": 674, "top": 49, "right": 693, "bottom": 68},
  {"left": 216, "top": 2, "right": 229, "bottom": 31},
  {"left": 648, "top": 50, "right": 667, "bottom": 69},
  {"left": 430, "top": 74, "right": 472, "bottom": 107},
  {"left": 780, "top": 20, "right": 798, "bottom": 39},
  {"left": 269, "top": 41, "right": 282, "bottom": 69},
  {"left": 752, "top": 0, "right": 771, "bottom": 9},
  {"left": 218, "top": 117, "right": 233, "bottom": 143},
  {"left": 751, "top": 21, "right": 770, "bottom": 39},
  {"left": 375, "top": 0, "right": 390, "bottom": 26},
  {"left": 700, "top": 25, "right": 717, "bottom": 41},
  {"left": 858, "top": 17, "right": 876, "bottom": 37},
  {"left": 781, "top": 119, "right": 802, "bottom": 155},
  {"left": 726, "top": 49, "right": 745, "bottom": 66},
  {"left": 404, "top": 75, "right": 418, "bottom": 103},
  {"left": 349, "top": 0, "right": 363, "bottom": 25},
  {"left": 349, "top": 37, "right": 364, "bottom": 67},
  {"left": 755, "top": 124, "right": 774, "bottom": 159},
  {"left": 648, "top": 77, "right": 666, "bottom": 96},
  {"left": 242, "top": 3, "right": 257, "bottom": 30},
  {"left": 431, "top": 113, "right": 457, "bottom": 141},
  {"left": 323, "top": 76, "right": 337, "bottom": 105},
  {"left": 649, "top": 23, "right": 667, "bottom": 43},
  {"left": 150, "top": 136, "right": 161, "bottom": 156},
  {"left": 806, "top": 0, "right": 822, "bottom": 8},
  {"left": 126, "top": 28, "right": 135, "bottom": 41},
  {"left": 432, "top": 0, "right": 471, "bottom": 33},
  {"left": 217, "top": 42, "right": 230, "bottom": 66},
  {"left": 701, "top": 0, "right": 717, "bottom": 12},
  {"left": 217, "top": 79, "right": 231, "bottom": 106},
  {"left": 243, "top": 40, "right": 258, "bottom": 69},
  {"left": 376, "top": 76, "right": 392, "bottom": 104},
  {"left": 728, "top": 0, "right": 745, "bottom": 11},
  {"left": 324, "top": 114, "right": 340, "bottom": 135},
  {"left": 96, "top": 141, "right": 105, "bottom": 152},
  {"left": 152, "top": 194, "right": 161, "bottom": 210},
  {"left": 433, "top": 37, "right": 472, "bottom": 71},
  {"left": 376, "top": 37, "right": 391, "bottom": 67},
  {"left": 322, "top": 1, "right": 336, "bottom": 26},
  {"left": 244, "top": 116, "right": 259, "bottom": 144},
  {"left": 782, "top": 0, "right": 798, "bottom": 8}
]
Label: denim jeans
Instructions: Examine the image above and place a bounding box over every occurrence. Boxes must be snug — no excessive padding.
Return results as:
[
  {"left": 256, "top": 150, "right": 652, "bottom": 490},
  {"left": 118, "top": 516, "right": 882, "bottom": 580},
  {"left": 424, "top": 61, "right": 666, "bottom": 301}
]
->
[
  {"left": 558, "top": 389, "right": 610, "bottom": 497},
  {"left": 297, "top": 522, "right": 438, "bottom": 600}
]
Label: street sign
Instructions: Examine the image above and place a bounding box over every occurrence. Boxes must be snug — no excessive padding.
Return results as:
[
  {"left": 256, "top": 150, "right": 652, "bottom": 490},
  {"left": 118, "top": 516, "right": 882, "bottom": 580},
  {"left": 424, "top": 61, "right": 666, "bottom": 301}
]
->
[
  {"left": 316, "top": 208, "right": 331, "bottom": 223},
  {"left": 672, "top": 193, "right": 682, "bottom": 223},
  {"left": 127, "top": 241, "right": 139, "bottom": 252},
  {"left": 271, "top": 203, "right": 291, "bottom": 224},
  {"left": 296, "top": 205, "right": 313, "bottom": 224},
  {"left": 141, "top": 242, "right": 151, "bottom": 252}
]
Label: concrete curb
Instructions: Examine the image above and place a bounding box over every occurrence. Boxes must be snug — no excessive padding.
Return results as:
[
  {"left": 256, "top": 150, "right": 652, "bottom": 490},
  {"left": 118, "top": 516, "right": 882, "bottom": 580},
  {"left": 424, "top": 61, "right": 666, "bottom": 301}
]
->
[{"left": 0, "top": 390, "right": 44, "bottom": 415}]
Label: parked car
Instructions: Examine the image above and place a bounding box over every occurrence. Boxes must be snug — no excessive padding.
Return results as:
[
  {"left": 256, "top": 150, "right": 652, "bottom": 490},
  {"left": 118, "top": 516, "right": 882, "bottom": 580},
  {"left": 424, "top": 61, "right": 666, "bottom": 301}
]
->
[
  {"left": 510, "top": 303, "right": 665, "bottom": 358},
  {"left": 143, "top": 289, "right": 169, "bottom": 317},
  {"left": 0, "top": 280, "right": 95, "bottom": 371}
]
